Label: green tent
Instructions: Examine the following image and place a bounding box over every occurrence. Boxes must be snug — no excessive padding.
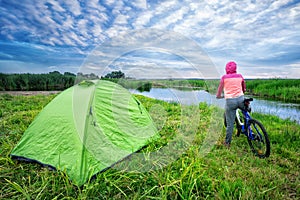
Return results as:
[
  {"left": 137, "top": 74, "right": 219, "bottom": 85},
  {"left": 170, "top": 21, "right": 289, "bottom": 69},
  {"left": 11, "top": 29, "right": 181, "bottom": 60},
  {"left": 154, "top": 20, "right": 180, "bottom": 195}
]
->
[{"left": 11, "top": 80, "right": 159, "bottom": 186}]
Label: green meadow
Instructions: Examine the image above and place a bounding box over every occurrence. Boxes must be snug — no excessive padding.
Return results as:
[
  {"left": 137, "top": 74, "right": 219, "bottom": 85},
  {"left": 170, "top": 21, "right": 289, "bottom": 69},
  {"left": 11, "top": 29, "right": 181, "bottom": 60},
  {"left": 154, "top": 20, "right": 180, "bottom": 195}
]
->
[{"left": 0, "top": 92, "right": 299, "bottom": 199}]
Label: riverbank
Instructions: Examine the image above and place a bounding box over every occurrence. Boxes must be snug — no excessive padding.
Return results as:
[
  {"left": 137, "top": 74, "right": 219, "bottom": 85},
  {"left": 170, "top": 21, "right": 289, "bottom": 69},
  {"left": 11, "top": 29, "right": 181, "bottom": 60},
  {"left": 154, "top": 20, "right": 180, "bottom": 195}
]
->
[
  {"left": 0, "top": 93, "right": 299, "bottom": 199},
  {"left": 106, "top": 78, "right": 300, "bottom": 104},
  {"left": 131, "top": 88, "right": 300, "bottom": 124}
]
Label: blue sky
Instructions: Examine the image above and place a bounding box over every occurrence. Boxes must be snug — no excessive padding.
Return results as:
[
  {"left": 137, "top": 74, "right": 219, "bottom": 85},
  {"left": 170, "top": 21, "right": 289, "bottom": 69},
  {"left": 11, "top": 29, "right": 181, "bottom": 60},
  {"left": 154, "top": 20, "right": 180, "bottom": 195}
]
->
[{"left": 0, "top": 0, "right": 300, "bottom": 78}]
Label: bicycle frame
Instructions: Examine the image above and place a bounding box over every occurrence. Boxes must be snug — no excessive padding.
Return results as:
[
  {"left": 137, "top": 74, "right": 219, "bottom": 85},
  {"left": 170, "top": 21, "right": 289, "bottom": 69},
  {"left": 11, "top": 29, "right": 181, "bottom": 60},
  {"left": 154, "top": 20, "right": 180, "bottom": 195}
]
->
[
  {"left": 240, "top": 109, "right": 255, "bottom": 139},
  {"left": 239, "top": 104, "right": 263, "bottom": 141}
]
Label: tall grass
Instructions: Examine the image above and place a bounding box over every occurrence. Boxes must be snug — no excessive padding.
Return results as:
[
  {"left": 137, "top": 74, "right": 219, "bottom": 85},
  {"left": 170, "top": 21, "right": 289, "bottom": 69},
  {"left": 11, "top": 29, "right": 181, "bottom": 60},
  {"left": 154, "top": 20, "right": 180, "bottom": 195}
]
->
[
  {"left": 0, "top": 93, "right": 299, "bottom": 199},
  {"left": 246, "top": 79, "right": 300, "bottom": 103}
]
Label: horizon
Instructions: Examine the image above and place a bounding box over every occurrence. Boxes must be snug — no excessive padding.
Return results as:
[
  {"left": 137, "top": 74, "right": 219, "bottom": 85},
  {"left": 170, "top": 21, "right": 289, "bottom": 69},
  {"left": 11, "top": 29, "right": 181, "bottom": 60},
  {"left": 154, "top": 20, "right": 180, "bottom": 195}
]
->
[{"left": 1, "top": 70, "right": 298, "bottom": 80}]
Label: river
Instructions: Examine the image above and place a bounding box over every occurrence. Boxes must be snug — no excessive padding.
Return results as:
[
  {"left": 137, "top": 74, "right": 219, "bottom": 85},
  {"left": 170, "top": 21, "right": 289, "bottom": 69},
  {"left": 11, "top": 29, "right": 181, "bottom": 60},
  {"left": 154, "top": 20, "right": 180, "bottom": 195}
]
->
[{"left": 131, "top": 88, "right": 300, "bottom": 124}]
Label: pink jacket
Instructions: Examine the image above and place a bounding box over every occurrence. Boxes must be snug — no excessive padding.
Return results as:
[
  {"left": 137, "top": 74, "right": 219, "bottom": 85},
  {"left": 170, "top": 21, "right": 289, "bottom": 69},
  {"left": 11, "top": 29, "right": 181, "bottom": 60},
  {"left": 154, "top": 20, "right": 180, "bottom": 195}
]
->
[{"left": 216, "top": 62, "right": 246, "bottom": 99}]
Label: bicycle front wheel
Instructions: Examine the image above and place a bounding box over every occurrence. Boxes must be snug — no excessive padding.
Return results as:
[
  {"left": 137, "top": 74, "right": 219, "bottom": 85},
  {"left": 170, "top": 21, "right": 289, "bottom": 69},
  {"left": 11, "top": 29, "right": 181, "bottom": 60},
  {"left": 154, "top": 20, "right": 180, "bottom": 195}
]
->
[{"left": 247, "top": 119, "right": 270, "bottom": 158}]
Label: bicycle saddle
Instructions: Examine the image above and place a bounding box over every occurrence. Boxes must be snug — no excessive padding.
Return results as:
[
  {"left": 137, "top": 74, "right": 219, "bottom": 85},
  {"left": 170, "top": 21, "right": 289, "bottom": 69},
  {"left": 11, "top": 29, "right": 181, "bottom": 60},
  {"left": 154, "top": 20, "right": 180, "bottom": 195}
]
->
[{"left": 244, "top": 98, "right": 253, "bottom": 112}]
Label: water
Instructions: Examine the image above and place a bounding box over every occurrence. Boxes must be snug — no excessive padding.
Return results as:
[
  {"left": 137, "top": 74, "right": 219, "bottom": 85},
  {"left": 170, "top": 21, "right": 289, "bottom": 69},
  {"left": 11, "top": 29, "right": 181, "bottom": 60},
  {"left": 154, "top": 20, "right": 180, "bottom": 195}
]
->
[{"left": 131, "top": 88, "right": 300, "bottom": 124}]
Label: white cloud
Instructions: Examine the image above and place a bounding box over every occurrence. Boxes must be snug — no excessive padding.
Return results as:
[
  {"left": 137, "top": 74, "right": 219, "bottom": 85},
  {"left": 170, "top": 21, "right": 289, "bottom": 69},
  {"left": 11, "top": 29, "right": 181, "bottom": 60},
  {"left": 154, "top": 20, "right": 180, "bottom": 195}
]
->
[
  {"left": 111, "top": 1, "right": 125, "bottom": 15},
  {"left": 290, "top": 3, "right": 300, "bottom": 21},
  {"left": 153, "top": 0, "right": 178, "bottom": 16},
  {"left": 114, "top": 14, "right": 129, "bottom": 25},
  {"left": 62, "top": 15, "right": 75, "bottom": 30},
  {"left": 132, "top": 11, "right": 153, "bottom": 28},
  {"left": 47, "top": 0, "right": 65, "bottom": 12},
  {"left": 131, "top": 0, "right": 148, "bottom": 9},
  {"left": 288, "top": 62, "right": 300, "bottom": 78},
  {"left": 77, "top": 18, "right": 89, "bottom": 32},
  {"left": 103, "top": 0, "right": 116, "bottom": 7},
  {"left": 68, "top": 31, "right": 86, "bottom": 46},
  {"left": 269, "top": 0, "right": 293, "bottom": 10},
  {"left": 87, "top": 0, "right": 107, "bottom": 12},
  {"left": 64, "top": 0, "right": 82, "bottom": 16},
  {"left": 105, "top": 26, "right": 130, "bottom": 38},
  {"left": 61, "top": 35, "right": 75, "bottom": 46},
  {"left": 91, "top": 24, "right": 103, "bottom": 38},
  {"left": 153, "top": 6, "right": 190, "bottom": 29}
]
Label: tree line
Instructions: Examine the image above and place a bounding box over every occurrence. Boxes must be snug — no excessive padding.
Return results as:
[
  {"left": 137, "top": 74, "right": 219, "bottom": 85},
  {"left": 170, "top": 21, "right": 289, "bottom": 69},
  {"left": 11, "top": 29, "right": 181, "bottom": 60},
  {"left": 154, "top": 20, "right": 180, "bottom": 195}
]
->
[
  {"left": 0, "top": 71, "right": 76, "bottom": 91},
  {"left": 0, "top": 71, "right": 124, "bottom": 91},
  {"left": 0, "top": 71, "right": 130, "bottom": 91}
]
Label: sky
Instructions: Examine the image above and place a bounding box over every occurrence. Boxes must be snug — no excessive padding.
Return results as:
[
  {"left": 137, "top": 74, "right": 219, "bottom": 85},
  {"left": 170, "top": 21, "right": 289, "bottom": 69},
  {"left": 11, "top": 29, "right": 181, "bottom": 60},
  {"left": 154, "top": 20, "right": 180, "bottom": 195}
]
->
[{"left": 0, "top": 0, "right": 300, "bottom": 79}]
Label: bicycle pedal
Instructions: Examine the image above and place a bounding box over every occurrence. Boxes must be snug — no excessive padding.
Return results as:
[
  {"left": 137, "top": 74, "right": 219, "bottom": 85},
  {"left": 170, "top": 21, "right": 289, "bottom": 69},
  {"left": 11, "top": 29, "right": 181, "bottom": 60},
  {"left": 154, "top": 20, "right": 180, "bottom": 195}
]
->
[{"left": 257, "top": 150, "right": 263, "bottom": 155}]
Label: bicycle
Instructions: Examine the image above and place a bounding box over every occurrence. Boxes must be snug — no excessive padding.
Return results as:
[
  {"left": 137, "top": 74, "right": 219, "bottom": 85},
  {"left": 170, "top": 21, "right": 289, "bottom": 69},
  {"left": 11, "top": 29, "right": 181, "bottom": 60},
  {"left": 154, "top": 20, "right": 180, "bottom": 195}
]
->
[{"left": 223, "top": 98, "right": 270, "bottom": 158}]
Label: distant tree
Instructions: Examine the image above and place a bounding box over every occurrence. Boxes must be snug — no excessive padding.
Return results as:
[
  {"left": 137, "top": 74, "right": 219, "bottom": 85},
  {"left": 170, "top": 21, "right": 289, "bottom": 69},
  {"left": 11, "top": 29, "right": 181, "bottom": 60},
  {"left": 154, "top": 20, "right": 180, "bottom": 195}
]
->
[
  {"left": 64, "top": 72, "right": 76, "bottom": 76},
  {"left": 49, "top": 71, "right": 61, "bottom": 75},
  {"left": 137, "top": 82, "right": 152, "bottom": 92},
  {"left": 104, "top": 70, "right": 125, "bottom": 79},
  {"left": 77, "top": 72, "right": 84, "bottom": 77},
  {"left": 75, "top": 72, "right": 99, "bottom": 84},
  {"left": 88, "top": 73, "right": 99, "bottom": 79}
]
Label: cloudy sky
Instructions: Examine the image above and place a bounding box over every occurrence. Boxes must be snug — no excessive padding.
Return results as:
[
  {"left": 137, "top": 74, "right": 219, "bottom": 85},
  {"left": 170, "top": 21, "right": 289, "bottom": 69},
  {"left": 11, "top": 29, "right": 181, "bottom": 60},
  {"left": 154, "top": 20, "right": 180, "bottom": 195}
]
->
[{"left": 0, "top": 0, "right": 300, "bottom": 78}]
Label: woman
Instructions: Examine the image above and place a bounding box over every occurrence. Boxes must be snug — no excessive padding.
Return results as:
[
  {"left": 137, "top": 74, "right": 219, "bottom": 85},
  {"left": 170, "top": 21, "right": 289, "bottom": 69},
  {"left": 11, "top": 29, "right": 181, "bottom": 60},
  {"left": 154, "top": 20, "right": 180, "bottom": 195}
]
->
[{"left": 216, "top": 61, "right": 246, "bottom": 147}]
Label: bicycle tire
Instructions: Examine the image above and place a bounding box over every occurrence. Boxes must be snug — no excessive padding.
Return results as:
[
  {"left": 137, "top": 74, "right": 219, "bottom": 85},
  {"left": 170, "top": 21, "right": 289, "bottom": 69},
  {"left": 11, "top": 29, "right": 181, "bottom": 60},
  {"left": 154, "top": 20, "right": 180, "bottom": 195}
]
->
[{"left": 247, "top": 119, "right": 270, "bottom": 158}]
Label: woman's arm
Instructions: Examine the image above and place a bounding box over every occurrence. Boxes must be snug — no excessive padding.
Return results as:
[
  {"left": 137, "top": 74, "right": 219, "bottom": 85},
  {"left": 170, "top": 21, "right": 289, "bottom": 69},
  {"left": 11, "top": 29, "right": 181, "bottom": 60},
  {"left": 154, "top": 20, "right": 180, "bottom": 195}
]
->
[{"left": 216, "top": 78, "right": 224, "bottom": 98}]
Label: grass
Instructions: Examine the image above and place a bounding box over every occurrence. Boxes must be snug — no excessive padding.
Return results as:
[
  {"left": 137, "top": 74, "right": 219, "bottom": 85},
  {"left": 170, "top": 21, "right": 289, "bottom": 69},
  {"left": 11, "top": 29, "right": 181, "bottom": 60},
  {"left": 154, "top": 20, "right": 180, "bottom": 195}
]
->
[
  {"left": 0, "top": 93, "right": 299, "bottom": 199},
  {"left": 245, "top": 79, "right": 300, "bottom": 103}
]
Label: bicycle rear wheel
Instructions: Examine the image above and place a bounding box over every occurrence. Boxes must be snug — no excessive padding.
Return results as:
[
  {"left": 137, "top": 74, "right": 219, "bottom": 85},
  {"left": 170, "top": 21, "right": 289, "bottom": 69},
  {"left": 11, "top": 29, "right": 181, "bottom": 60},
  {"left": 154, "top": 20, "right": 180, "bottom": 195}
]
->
[{"left": 247, "top": 119, "right": 270, "bottom": 158}]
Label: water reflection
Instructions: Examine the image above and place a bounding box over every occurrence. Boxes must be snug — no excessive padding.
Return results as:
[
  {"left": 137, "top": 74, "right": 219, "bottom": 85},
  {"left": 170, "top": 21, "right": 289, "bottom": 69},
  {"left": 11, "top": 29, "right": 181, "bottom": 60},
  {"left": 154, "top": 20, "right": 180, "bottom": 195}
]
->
[{"left": 131, "top": 88, "right": 300, "bottom": 124}]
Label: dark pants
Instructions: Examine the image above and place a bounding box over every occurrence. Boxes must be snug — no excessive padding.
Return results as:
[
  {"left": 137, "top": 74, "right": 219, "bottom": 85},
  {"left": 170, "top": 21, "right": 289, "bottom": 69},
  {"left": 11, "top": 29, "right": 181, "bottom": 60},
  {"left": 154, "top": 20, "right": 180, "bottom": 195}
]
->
[{"left": 225, "top": 95, "right": 245, "bottom": 144}]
